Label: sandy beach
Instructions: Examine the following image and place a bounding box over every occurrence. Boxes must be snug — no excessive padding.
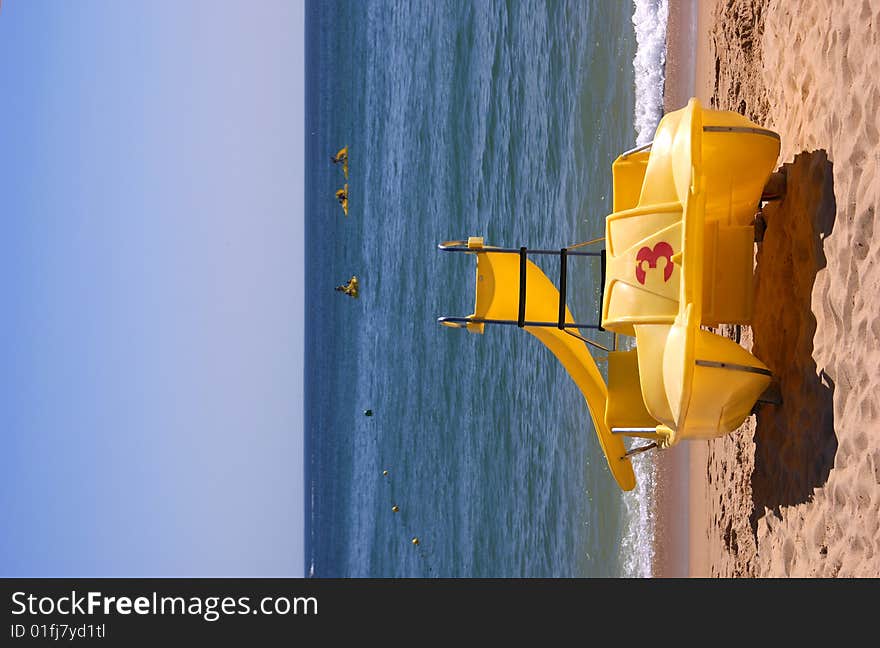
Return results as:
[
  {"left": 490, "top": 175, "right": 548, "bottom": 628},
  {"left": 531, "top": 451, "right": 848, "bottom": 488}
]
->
[{"left": 655, "top": 0, "right": 880, "bottom": 577}]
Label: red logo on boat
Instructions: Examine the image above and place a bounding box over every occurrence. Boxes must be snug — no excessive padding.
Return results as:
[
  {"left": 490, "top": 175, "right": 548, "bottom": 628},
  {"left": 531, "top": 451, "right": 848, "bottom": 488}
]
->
[{"left": 635, "top": 241, "right": 674, "bottom": 285}]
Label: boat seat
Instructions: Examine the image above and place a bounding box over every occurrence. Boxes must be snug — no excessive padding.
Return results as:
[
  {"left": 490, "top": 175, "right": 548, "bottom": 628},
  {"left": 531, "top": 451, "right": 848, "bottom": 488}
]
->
[
  {"left": 612, "top": 149, "right": 650, "bottom": 213},
  {"left": 602, "top": 202, "right": 683, "bottom": 335},
  {"left": 604, "top": 349, "right": 656, "bottom": 430}
]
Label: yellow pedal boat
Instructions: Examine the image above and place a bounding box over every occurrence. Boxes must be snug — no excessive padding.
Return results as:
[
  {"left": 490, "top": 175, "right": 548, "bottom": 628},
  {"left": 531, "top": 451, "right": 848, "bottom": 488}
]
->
[
  {"left": 438, "top": 98, "right": 782, "bottom": 490},
  {"left": 332, "top": 146, "right": 349, "bottom": 179},
  {"left": 336, "top": 184, "right": 349, "bottom": 216}
]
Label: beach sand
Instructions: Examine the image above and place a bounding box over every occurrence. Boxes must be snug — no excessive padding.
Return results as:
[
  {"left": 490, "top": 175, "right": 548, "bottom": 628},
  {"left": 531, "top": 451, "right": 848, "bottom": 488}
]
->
[{"left": 656, "top": 0, "right": 880, "bottom": 577}]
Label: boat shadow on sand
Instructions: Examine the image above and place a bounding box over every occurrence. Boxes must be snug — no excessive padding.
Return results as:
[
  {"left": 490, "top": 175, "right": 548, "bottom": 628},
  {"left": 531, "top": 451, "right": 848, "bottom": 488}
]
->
[{"left": 749, "top": 149, "right": 838, "bottom": 528}]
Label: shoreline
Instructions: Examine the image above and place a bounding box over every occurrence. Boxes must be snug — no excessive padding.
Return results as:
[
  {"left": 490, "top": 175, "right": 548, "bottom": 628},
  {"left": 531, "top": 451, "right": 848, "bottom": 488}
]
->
[{"left": 652, "top": 0, "right": 717, "bottom": 578}]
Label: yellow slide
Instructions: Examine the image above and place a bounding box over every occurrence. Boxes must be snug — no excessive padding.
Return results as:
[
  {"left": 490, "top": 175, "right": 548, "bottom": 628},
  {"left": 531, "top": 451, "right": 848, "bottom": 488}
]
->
[{"left": 441, "top": 237, "right": 636, "bottom": 491}]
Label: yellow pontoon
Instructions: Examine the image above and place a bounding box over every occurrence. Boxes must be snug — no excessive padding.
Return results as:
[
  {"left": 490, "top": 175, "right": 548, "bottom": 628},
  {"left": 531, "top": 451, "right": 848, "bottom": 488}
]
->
[{"left": 438, "top": 98, "right": 783, "bottom": 491}]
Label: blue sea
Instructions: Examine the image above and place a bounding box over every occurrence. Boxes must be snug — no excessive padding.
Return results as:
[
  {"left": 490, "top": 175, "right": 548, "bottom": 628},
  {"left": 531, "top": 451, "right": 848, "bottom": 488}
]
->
[{"left": 305, "top": 0, "right": 669, "bottom": 577}]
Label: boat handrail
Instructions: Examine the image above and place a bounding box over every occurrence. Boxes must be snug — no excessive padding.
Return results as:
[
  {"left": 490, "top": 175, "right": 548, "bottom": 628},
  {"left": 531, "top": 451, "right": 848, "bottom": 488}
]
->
[{"left": 619, "top": 141, "right": 653, "bottom": 159}]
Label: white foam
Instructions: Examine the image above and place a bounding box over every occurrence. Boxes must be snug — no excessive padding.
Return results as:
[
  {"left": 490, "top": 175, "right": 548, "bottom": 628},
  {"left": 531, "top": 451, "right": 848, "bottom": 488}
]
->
[
  {"left": 613, "top": 0, "right": 670, "bottom": 579},
  {"left": 619, "top": 455, "right": 658, "bottom": 577},
  {"left": 611, "top": 335, "right": 658, "bottom": 577},
  {"left": 632, "top": 0, "right": 669, "bottom": 145}
]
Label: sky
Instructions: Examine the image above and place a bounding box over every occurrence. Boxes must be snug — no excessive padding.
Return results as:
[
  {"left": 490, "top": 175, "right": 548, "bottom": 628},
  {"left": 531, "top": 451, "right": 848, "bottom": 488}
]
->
[{"left": 0, "top": 0, "right": 305, "bottom": 576}]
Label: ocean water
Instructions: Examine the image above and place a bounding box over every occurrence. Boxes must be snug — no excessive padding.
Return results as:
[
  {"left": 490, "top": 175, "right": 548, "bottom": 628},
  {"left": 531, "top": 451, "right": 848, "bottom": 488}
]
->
[{"left": 305, "top": 0, "right": 669, "bottom": 577}]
